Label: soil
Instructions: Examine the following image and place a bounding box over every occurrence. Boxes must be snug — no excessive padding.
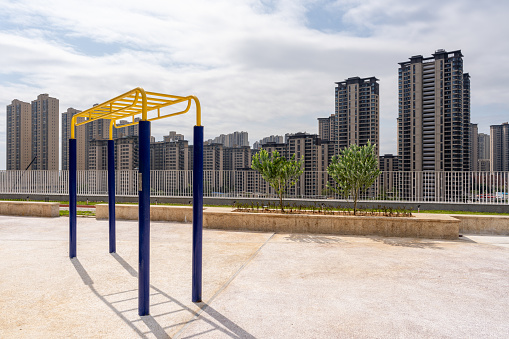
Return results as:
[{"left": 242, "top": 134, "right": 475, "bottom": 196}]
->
[{"left": 232, "top": 208, "right": 413, "bottom": 217}]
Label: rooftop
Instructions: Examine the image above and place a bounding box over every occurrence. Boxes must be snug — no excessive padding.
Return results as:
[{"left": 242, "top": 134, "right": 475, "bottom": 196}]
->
[{"left": 1, "top": 216, "right": 508, "bottom": 338}]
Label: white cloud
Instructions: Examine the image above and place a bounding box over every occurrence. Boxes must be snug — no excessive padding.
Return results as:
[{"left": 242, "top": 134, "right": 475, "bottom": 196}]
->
[{"left": 0, "top": 0, "right": 508, "bottom": 169}]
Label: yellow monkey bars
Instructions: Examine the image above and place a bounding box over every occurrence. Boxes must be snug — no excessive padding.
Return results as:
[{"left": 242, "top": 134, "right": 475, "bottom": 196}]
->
[{"left": 70, "top": 87, "right": 201, "bottom": 139}]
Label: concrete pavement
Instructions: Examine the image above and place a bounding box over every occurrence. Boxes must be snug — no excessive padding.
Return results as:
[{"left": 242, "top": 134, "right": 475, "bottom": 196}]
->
[{"left": 0, "top": 215, "right": 508, "bottom": 338}]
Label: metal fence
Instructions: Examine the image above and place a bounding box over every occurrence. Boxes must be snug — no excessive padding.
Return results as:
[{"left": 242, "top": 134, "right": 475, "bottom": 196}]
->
[{"left": 0, "top": 170, "right": 508, "bottom": 204}]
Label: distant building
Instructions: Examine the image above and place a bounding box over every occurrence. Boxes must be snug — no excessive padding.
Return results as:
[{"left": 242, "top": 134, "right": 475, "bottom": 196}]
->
[
  {"left": 333, "top": 76, "right": 379, "bottom": 156},
  {"left": 318, "top": 115, "right": 334, "bottom": 142},
  {"left": 479, "top": 159, "right": 491, "bottom": 172},
  {"left": 163, "top": 131, "right": 184, "bottom": 142},
  {"left": 379, "top": 154, "right": 400, "bottom": 199},
  {"left": 88, "top": 136, "right": 139, "bottom": 171},
  {"left": 6, "top": 99, "right": 31, "bottom": 170},
  {"left": 151, "top": 139, "right": 188, "bottom": 170},
  {"left": 114, "top": 118, "right": 140, "bottom": 139},
  {"left": 223, "top": 146, "right": 252, "bottom": 171},
  {"left": 253, "top": 135, "right": 284, "bottom": 149},
  {"left": 478, "top": 132, "right": 490, "bottom": 171},
  {"left": 470, "top": 123, "right": 478, "bottom": 171},
  {"left": 379, "top": 154, "right": 399, "bottom": 172},
  {"left": 490, "top": 122, "right": 509, "bottom": 171},
  {"left": 398, "top": 49, "right": 471, "bottom": 172},
  {"left": 478, "top": 133, "right": 490, "bottom": 160},
  {"left": 7, "top": 94, "right": 59, "bottom": 170},
  {"left": 62, "top": 108, "right": 87, "bottom": 170},
  {"left": 207, "top": 131, "right": 248, "bottom": 148},
  {"left": 397, "top": 49, "right": 471, "bottom": 199}
]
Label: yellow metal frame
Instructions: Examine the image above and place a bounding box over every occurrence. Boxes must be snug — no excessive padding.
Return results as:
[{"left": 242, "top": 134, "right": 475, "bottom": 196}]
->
[{"left": 70, "top": 87, "right": 201, "bottom": 140}]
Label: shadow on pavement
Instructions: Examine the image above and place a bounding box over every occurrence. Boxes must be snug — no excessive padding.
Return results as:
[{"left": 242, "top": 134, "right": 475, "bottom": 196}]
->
[
  {"left": 370, "top": 237, "right": 444, "bottom": 249},
  {"left": 285, "top": 234, "right": 344, "bottom": 244},
  {"left": 69, "top": 253, "right": 253, "bottom": 338}
]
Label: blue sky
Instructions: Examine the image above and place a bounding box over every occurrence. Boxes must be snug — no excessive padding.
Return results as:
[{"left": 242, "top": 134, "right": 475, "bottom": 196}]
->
[{"left": 1, "top": 0, "right": 508, "bottom": 169}]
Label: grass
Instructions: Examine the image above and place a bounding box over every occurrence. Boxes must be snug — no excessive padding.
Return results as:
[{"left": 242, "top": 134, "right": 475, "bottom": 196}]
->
[
  {"left": 419, "top": 210, "right": 509, "bottom": 216},
  {"left": 59, "top": 210, "right": 96, "bottom": 217},
  {"left": 2, "top": 198, "right": 508, "bottom": 216}
]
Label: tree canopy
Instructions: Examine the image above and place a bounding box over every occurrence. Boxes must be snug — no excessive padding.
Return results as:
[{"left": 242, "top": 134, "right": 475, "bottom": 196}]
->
[
  {"left": 251, "top": 149, "right": 304, "bottom": 212},
  {"left": 327, "top": 141, "right": 380, "bottom": 215}
]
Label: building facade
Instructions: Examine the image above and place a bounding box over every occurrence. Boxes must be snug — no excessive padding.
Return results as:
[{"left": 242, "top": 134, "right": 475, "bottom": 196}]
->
[
  {"left": 62, "top": 108, "right": 87, "bottom": 170},
  {"left": 478, "top": 132, "right": 490, "bottom": 171},
  {"left": 7, "top": 94, "right": 59, "bottom": 170},
  {"left": 333, "top": 76, "right": 379, "bottom": 156},
  {"left": 398, "top": 49, "right": 470, "bottom": 172},
  {"left": 253, "top": 135, "right": 284, "bottom": 149},
  {"left": 207, "top": 131, "right": 249, "bottom": 148},
  {"left": 470, "top": 123, "right": 478, "bottom": 171},
  {"left": 397, "top": 49, "right": 471, "bottom": 199},
  {"left": 490, "top": 122, "right": 509, "bottom": 171},
  {"left": 6, "top": 99, "right": 31, "bottom": 170},
  {"left": 151, "top": 139, "right": 189, "bottom": 170}
]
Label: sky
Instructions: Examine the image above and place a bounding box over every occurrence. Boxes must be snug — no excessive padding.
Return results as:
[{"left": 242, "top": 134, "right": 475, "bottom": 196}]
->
[{"left": 1, "top": 0, "right": 509, "bottom": 169}]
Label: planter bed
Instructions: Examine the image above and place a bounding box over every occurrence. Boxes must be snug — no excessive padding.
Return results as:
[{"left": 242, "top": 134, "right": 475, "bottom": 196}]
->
[{"left": 96, "top": 204, "right": 459, "bottom": 240}]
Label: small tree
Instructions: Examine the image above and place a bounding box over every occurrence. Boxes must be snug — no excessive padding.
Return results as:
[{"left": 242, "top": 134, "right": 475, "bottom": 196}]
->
[
  {"left": 251, "top": 149, "right": 304, "bottom": 212},
  {"left": 327, "top": 141, "right": 380, "bottom": 215}
]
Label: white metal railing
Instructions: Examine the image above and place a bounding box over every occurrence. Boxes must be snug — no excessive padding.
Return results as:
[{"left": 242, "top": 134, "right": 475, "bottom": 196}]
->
[{"left": 0, "top": 170, "right": 507, "bottom": 204}]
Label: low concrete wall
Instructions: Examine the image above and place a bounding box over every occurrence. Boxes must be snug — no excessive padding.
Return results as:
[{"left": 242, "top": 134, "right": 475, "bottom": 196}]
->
[
  {"left": 204, "top": 208, "right": 459, "bottom": 240},
  {"left": 453, "top": 214, "right": 509, "bottom": 235},
  {"left": 96, "top": 204, "right": 193, "bottom": 222},
  {"left": 96, "top": 204, "right": 459, "bottom": 239},
  {"left": 0, "top": 201, "right": 59, "bottom": 217}
]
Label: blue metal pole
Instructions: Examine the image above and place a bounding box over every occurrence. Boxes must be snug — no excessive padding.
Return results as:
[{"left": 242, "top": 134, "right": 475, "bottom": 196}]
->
[
  {"left": 69, "top": 138, "right": 77, "bottom": 258},
  {"left": 138, "top": 120, "right": 151, "bottom": 316},
  {"left": 192, "top": 125, "right": 203, "bottom": 302},
  {"left": 108, "top": 139, "right": 116, "bottom": 253}
]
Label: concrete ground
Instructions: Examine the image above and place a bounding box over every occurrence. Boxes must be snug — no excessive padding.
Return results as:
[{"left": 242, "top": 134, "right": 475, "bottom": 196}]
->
[{"left": 0, "top": 216, "right": 508, "bottom": 339}]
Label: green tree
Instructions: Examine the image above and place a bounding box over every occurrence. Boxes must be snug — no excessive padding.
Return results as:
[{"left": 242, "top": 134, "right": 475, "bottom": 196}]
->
[
  {"left": 251, "top": 149, "right": 304, "bottom": 212},
  {"left": 327, "top": 141, "right": 380, "bottom": 215}
]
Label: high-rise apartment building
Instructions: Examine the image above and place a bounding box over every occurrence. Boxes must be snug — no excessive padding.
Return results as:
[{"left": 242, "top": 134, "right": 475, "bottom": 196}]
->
[
  {"left": 6, "top": 99, "right": 31, "bottom": 170},
  {"left": 379, "top": 154, "right": 400, "bottom": 199},
  {"left": 151, "top": 139, "right": 188, "bottom": 170},
  {"left": 470, "top": 123, "right": 478, "bottom": 171},
  {"left": 478, "top": 132, "right": 490, "bottom": 171},
  {"left": 398, "top": 50, "right": 470, "bottom": 172},
  {"left": 318, "top": 77, "right": 379, "bottom": 158},
  {"left": 478, "top": 133, "right": 490, "bottom": 160},
  {"left": 490, "top": 122, "right": 509, "bottom": 171},
  {"left": 113, "top": 118, "right": 140, "bottom": 139},
  {"left": 62, "top": 108, "right": 87, "bottom": 170},
  {"left": 318, "top": 115, "right": 335, "bottom": 143},
  {"left": 397, "top": 50, "right": 471, "bottom": 199},
  {"left": 163, "top": 131, "right": 184, "bottom": 142},
  {"left": 207, "top": 131, "right": 249, "bottom": 148},
  {"left": 253, "top": 135, "right": 284, "bottom": 149},
  {"left": 334, "top": 77, "right": 379, "bottom": 156},
  {"left": 31, "top": 94, "right": 59, "bottom": 170},
  {"left": 223, "top": 146, "right": 252, "bottom": 171},
  {"left": 7, "top": 94, "right": 59, "bottom": 170}
]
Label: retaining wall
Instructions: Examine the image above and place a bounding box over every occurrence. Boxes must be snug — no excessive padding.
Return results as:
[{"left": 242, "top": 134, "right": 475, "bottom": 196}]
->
[
  {"left": 0, "top": 201, "right": 59, "bottom": 217},
  {"left": 454, "top": 214, "right": 509, "bottom": 235},
  {"left": 96, "top": 204, "right": 459, "bottom": 240},
  {"left": 96, "top": 204, "right": 193, "bottom": 222}
]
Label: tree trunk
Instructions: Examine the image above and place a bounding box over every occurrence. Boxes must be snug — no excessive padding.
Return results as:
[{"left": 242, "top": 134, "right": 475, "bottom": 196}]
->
[
  {"left": 279, "top": 180, "right": 284, "bottom": 212},
  {"left": 353, "top": 188, "right": 358, "bottom": 215}
]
